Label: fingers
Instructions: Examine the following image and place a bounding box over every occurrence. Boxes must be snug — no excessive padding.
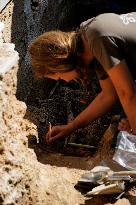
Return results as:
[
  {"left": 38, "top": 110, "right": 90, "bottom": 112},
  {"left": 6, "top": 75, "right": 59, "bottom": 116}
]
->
[
  {"left": 45, "top": 124, "right": 71, "bottom": 144},
  {"left": 45, "top": 129, "right": 54, "bottom": 144},
  {"left": 48, "top": 132, "right": 64, "bottom": 143},
  {"left": 45, "top": 126, "right": 63, "bottom": 144},
  {"left": 45, "top": 132, "right": 50, "bottom": 144},
  {"left": 118, "top": 119, "right": 128, "bottom": 130},
  {"left": 118, "top": 118, "right": 131, "bottom": 132}
]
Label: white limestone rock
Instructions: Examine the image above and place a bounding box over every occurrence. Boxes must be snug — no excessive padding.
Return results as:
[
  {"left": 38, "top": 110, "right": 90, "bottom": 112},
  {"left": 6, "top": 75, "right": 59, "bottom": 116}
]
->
[
  {"left": 0, "top": 22, "right": 4, "bottom": 32},
  {"left": 0, "top": 22, "right": 4, "bottom": 43},
  {"left": 0, "top": 43, "right": 19, "bottom": 75}
]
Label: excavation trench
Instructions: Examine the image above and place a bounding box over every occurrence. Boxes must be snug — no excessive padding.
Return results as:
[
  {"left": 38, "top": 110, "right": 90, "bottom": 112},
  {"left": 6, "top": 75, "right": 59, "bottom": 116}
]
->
[{"left": 1, "top": 1, "right": 136, "bottom": 205}]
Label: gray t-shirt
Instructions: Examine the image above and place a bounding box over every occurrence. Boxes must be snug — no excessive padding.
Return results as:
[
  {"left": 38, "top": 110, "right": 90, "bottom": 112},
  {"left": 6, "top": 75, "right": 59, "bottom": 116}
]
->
[{"left": 80, "top": 12, "right": 136, "bottom": 80}]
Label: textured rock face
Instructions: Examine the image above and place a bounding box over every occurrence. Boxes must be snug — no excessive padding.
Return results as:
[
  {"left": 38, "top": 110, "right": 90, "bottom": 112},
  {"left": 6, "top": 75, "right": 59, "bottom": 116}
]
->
[
  {"left": 0, "top": 43, "right": 40, "bottom": 204},
  {"left": 0, "top": 43, "right": 19, "bottom": 75}
]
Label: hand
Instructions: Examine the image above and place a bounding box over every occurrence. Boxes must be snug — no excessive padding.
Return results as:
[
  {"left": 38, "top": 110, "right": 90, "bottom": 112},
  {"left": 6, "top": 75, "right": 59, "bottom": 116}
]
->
[
  {"left": 45, "top": 123, "right": 74, "bottom": 144},
  {"left": 118, "top": 118, "right": 131, "bottom": 132}
]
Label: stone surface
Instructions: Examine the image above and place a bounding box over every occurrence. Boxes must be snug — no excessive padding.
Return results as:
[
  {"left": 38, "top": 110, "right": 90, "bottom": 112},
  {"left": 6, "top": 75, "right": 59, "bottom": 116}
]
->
[
  {"left": 0, "top": 43, "right": 19, "bottom": 75},
  {"left": 0, "top": 22, "right": 4, "bottom": 43},
  {"left": 0, "top": 0, "right": 11, "bottom": 12}
]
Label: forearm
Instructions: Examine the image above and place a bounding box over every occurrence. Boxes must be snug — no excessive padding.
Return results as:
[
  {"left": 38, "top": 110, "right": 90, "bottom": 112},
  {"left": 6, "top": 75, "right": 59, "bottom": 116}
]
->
[
  {"left": 107, "top": 60, "right": 136, "bottom": 133},
  {"left": 69, "top": 91, "right": 116, "bottom": 131}
]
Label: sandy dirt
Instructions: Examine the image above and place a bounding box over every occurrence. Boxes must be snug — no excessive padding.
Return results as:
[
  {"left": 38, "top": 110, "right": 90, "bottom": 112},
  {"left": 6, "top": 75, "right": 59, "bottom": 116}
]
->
[{"left": 30, "top": 123, "right": 136, "bottom": 205}]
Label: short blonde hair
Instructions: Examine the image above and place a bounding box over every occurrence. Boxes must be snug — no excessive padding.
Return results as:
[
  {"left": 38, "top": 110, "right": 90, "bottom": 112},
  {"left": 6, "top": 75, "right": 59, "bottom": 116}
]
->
[{"left": 29, "top": 30, "right": 78, "bottom": 78}]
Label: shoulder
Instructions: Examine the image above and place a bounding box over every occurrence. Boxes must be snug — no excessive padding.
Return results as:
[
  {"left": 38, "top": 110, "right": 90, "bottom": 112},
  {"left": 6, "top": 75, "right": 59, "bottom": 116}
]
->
[
  {"left": 83, "top": 13, "right": 124, "bottom": 46},
  {"left": 81, "top": 13, "right": 120, "bottom": 40},
  {"left": 80, "top": 13, "right": 119, "bottom": 27}
]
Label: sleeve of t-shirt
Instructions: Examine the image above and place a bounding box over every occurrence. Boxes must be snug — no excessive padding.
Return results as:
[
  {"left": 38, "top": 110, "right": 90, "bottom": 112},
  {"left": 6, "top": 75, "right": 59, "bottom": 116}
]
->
[{"left": 92, "top": 36, "right": 124, "bottom": 72}]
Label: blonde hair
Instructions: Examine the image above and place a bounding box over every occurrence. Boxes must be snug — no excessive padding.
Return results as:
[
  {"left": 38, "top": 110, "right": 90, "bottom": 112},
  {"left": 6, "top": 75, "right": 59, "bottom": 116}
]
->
[{"left": 29, "top": 30, "right": 79, "bottom": 78}]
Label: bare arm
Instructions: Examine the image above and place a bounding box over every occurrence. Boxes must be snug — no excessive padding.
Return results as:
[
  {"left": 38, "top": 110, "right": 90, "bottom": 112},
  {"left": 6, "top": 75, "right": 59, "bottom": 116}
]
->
[
  {"left": 69, "top": 77, "right": 117, "bottom": 131},
  {"left": 46, "top": 77, "right": 118, "bottom": 143},
  {"left": 107, "top": 60, "right": 136, "bottom": 133}
]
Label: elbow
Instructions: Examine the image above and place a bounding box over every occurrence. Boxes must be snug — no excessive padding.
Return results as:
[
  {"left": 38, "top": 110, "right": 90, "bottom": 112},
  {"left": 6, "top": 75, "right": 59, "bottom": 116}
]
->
[
  {"left": 119, "top": 86, "right": 136, "bottom": 102},
  {"left": 108, "top": 94, "right": 117, "bottom": 106},
  {"left": 109, "top": 92, "right": 118, "bottom": 103},
  {"left": 100, "top": 91, "right": 117, "bottom": 105}
]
